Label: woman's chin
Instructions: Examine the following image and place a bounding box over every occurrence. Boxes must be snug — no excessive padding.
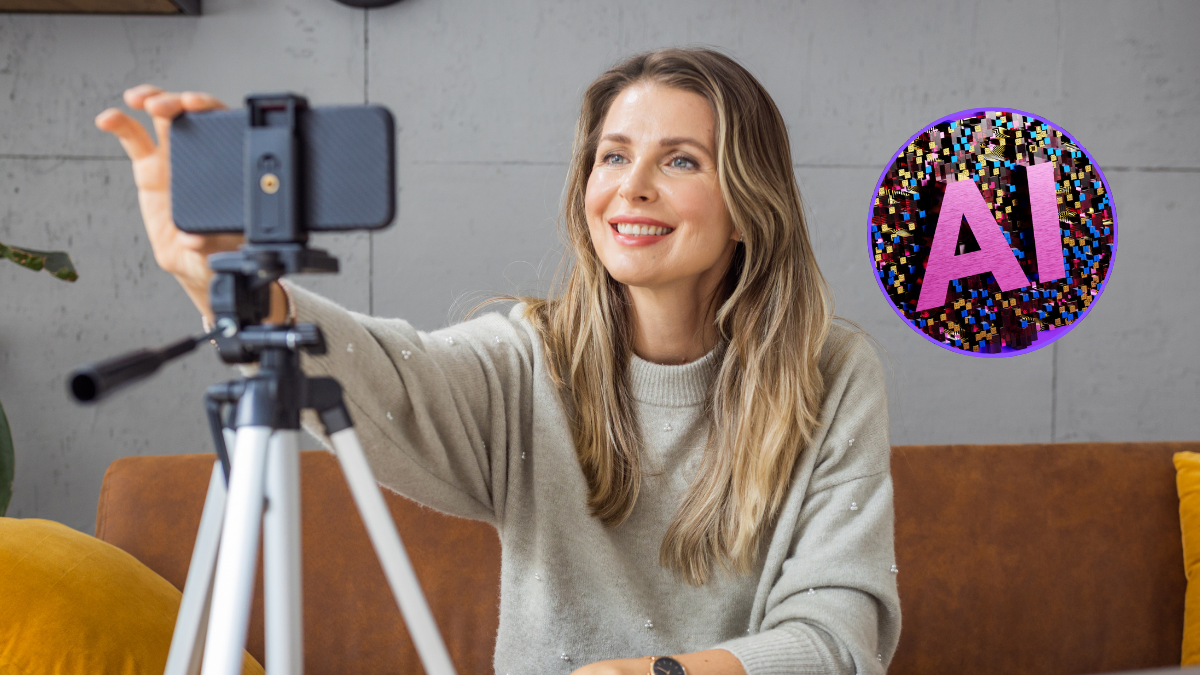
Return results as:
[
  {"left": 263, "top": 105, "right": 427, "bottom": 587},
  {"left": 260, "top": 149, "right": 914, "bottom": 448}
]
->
[
  {"left": 604, "top": 267, "right": 661, "bottom": 289},
  {"left": 606, "top": 269, "right": 683, "bottom": 292}
]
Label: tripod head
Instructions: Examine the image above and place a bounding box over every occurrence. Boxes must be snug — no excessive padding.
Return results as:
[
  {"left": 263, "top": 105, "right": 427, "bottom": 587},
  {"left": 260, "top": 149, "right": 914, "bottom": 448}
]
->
[{"left": 206, "top": 245, "right": 331, "bottom": 364}]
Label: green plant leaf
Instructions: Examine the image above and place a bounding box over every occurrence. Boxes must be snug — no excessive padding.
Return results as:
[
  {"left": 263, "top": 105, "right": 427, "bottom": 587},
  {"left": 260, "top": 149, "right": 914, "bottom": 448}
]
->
[
  {"left": 0, "top": 240, "right": 78, "bottom": 282},
  {"left": 0, "top": 399, "right": 12, "bottom": 516}
]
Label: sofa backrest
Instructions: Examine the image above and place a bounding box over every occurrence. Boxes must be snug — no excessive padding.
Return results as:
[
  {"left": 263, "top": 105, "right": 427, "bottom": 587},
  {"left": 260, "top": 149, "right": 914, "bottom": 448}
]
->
[
  {"left": 891, "top": 442, "right": 1190, "bottom": 675},
  {"left": 96, "top": 442, "right": 1193, "bottom": 674}
]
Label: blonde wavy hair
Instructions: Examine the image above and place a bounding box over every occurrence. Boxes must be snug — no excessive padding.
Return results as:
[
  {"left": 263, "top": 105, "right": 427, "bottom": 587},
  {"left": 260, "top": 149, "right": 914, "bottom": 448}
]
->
[{"left": 523, "top": 47, "right": 833, "bottom": 585}]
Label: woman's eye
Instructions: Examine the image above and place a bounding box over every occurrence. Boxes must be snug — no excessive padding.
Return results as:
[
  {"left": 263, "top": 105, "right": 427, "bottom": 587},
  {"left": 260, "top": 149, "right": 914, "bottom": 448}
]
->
[
  {"left": 669, "top": 156, "right": 697, "bottom": 169},
  {"left": 602, "top": 153, "right": 627, "bottom": 165}
]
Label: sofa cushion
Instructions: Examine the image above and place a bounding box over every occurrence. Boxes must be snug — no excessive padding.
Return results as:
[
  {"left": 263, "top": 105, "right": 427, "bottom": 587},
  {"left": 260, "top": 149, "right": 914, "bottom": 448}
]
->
[
  {"left": 1175, "top": 451, "right": 1200, "bottom": 665},
  {"left": 0, "top": 517, "right": 263, "bottom": 675}
]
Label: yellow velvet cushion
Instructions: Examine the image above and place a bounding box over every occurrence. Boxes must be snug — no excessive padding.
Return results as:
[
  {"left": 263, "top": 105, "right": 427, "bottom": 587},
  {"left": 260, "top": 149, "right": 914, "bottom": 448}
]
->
[
  {"left": 0, "top": 517, "right": 264, "bottom": 675},
  {"left": 1176, "top": 452, "right": 1200, "bottom": 665}
]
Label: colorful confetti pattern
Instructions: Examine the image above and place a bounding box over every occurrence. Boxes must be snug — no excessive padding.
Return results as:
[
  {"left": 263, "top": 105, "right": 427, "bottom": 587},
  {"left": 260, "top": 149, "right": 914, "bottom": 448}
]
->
[{"left": 869, "top": 109, "right": 1116, "bottom": 356}]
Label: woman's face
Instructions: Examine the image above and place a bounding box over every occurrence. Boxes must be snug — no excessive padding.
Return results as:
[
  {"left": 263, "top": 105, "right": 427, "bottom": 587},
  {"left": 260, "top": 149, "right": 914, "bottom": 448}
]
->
[{"left": 585, "top": 82, "right": 738, "bottom": 293}]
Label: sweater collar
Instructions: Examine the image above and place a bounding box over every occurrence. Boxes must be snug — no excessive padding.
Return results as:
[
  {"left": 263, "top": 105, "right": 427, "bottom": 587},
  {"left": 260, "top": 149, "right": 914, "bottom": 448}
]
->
[{"left": 628, "top": 347, "right": 720, "bottom": 407}]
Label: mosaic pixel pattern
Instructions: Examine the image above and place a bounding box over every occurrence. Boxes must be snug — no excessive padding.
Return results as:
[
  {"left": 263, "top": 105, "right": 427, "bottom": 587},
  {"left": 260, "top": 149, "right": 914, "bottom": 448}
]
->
[{"left": 869, "top": 109, "right": 1116, "bottom": 356}]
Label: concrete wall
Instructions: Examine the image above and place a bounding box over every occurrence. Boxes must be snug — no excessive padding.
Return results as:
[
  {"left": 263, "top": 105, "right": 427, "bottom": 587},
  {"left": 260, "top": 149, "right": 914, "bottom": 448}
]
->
[{"left": 1, "top": 0, "right": 1196, "bottom": 534}]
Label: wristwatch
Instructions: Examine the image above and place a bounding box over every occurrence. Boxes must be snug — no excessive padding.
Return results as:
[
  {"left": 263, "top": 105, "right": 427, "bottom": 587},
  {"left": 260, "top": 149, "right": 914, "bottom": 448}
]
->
[{"left": 648, "top": 656, "right": 686, "bottom": 675}]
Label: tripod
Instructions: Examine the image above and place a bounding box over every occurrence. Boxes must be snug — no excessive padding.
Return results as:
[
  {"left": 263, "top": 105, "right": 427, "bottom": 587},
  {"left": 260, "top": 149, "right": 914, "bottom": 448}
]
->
[
  {"left": 69, "top": 94, "right": 457, "bottom": 675},
  {"left": 161, "top": 286, "right": 455, "bottom": 675},
  {"left": 166, "top": 322, "right": 457, "bottom": 675}
]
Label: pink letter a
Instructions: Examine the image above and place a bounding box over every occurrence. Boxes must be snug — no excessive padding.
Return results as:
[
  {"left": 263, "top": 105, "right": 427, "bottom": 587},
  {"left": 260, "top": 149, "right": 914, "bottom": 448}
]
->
[{"left": 915, "top": 179, "right": 1031, "bottom": 312}]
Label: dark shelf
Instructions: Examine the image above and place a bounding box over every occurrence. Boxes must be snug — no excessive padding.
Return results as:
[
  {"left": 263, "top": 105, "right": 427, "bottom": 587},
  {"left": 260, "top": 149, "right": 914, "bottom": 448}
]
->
[{"left": 0, "top": 0, "right": 199, "bottom": 14}]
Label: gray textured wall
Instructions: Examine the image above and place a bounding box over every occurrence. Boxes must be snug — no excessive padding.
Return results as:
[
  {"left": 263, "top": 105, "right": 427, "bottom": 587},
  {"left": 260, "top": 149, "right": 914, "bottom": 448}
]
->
[{"left": 1, "top": 0, "right": 1196, "bottom": 534}]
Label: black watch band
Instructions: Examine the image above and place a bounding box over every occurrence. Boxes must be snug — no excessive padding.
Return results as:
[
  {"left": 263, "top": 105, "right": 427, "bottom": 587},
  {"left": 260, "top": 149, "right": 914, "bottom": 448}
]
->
[{"left": 650, "top": 656, "right": 687, "bottom": 675}]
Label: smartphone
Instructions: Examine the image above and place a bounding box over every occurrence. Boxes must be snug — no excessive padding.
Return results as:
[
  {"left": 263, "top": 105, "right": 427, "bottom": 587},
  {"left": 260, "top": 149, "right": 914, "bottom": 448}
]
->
[{"left": 170, "top": 104, "right": 396, "bottom": 234}]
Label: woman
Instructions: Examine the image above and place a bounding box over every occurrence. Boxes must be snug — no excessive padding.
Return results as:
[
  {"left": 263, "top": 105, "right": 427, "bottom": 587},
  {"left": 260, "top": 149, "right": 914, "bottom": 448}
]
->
[{"left": 98, "top": 48, "right": 899, "bottom": 675}]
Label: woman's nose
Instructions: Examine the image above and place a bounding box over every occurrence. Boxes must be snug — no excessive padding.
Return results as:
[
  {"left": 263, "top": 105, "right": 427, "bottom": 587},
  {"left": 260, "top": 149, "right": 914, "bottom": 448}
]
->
[{"left": 617, "top": 160, "right": 658, "bottom": 203}]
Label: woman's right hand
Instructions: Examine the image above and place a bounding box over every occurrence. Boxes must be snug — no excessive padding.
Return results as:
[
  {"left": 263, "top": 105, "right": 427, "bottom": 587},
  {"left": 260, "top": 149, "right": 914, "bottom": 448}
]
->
[{"left": 96, "top": 85, "right": 245, "bottom": 322}]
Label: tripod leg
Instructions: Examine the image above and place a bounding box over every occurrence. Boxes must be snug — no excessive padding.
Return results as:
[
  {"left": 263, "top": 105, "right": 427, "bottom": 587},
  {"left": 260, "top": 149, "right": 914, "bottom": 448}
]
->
[
  {"left": 164, "top": 459, "right": 228, "bottom": 675},
  {"left": 328, "top": 427, "right": 458, "bottom": 675},
  {"left": 202, "top": 424, "right": 272, "bottom": 675},
  {"left": 263, "top": 430, "right": 303, "bottom": 675}
]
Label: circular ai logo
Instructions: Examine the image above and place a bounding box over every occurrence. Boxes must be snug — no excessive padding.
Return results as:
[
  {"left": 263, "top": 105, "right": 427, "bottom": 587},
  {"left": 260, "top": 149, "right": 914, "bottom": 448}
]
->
[{"left": 869, "top": 109, "right": 1116, "bottom": 356}]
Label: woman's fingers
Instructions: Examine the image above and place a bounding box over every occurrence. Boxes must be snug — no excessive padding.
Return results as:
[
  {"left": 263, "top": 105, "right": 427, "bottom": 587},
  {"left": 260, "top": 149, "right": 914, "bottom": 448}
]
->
[
  {"left": 112, "top": 88, "right": 228, "bottom": 155},
  {"left": 180, "top": 91, "right": 227, "bottom": 112},
  {"left": 125, "top": 85, "right": 226, "bottom": 115},
  {"left": 94, "top": 108, "right": 157, "bottom": 161},
  {"left": 144, "top": 91, "right": 185, "bottom": 151},
  {"left": 123, "top": 84, "right": 164, "bottom": 111},
  {"left": 143, "top": 91, "right": 185, "bottom": 118}
]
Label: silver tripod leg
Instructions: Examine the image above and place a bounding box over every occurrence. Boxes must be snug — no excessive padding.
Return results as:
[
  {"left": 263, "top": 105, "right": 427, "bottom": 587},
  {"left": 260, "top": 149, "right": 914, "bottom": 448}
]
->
[
  {"left": 328, "top": 427, "right": 457, "bottom": 675},
  {"left": 163, "top": 451, "right": 231, "bottom": 675},
  {"left": 202, "top": 425, "right": 273, "bottom": 675},
  {"left": 263, "top": 430, "right": 303, "bottom": 675}
]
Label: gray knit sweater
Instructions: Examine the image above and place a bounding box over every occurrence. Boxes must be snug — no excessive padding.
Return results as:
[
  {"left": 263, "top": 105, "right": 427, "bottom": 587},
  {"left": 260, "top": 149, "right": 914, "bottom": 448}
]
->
[{"left": 282, "top": 281, "right": 901, "bottom": 675}]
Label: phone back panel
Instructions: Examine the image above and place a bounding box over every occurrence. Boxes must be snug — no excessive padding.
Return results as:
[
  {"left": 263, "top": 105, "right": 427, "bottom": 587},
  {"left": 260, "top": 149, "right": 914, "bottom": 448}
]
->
[{"left": 171, "top": 105, "right": 396, "bottom": 233}]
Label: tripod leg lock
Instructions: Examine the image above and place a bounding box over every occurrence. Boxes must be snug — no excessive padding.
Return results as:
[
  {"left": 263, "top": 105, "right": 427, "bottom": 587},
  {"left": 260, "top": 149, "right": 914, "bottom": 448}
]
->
[
  {"left": 204, "top": 382, "right": 246, "bottom": 484},
  {"left": 306, "top": 377, "right": 353, "bottom": 435},
  {"left": 205, "top": 397, "right": 233, "bottom": 485}
]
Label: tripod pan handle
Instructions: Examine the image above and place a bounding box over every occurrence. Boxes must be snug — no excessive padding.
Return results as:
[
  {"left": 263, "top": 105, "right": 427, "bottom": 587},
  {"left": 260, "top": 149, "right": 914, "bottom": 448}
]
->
[{"left": 69, "top": 335, "right": 201, "bottom": 403}]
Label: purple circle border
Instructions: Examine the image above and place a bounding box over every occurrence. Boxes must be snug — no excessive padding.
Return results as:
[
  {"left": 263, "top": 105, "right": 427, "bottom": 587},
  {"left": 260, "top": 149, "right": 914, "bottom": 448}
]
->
[{"left": 867, "top": 107, "right": 1119, "bottom": 358}]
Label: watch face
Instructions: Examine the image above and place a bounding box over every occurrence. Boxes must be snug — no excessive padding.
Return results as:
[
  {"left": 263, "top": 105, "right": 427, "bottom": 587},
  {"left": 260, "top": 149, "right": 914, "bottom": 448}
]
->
[{"left": 652, "top": 656, "right": 686, "bottom": 675}]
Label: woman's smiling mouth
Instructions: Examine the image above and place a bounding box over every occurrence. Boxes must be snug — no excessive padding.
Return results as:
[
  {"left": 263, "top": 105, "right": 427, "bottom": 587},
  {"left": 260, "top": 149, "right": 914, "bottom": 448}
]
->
[
  {"left": 609, "top": 216, "right": 675, "bottom": 244},
  {"left": 614, "top": 223, "right": 673, "bottom": 236}
]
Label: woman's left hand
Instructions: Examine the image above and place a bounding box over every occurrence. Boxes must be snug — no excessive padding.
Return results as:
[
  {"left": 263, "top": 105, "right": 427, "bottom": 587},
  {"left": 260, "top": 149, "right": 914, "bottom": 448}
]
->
[{"left": 571, "top": 657, "right": 649, "bottom": 675}]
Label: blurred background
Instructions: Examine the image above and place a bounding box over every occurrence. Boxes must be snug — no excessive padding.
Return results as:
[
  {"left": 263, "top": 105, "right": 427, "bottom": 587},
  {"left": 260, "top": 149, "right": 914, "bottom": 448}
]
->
[{"left": 0, "top": 0, "right": 1196, "bottom": 534}]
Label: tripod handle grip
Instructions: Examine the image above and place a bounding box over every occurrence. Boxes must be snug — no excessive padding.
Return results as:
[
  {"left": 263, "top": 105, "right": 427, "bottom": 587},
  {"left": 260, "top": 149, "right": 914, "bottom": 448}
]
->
[{"left": 69, "top": 336, "right": 200, "bottom": 403}]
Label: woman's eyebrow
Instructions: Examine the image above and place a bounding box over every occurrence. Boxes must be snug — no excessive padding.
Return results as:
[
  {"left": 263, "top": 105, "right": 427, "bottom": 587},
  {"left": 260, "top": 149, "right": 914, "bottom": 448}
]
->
[
  {"left": 599, "top": 133, "right": 631, "bottom": 145},
  {"left": 598, "top": 133, "right": 713, "bottom": 158},
  {"left": 657, "top": 137, "right": 712, "bottom": 157}
]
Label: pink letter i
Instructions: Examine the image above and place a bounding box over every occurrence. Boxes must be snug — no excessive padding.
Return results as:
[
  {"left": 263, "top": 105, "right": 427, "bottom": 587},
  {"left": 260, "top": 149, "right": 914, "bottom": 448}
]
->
[{"left": 1025, "top": 161, "right": 1066, "bottom": 284}]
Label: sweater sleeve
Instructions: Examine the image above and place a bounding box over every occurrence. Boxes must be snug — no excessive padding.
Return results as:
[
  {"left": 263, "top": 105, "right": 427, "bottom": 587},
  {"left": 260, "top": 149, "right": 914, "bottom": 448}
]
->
[
  {"left": 282, "top": 280, "right": 537, "bottom": 526},
  {"left": 715, "top": 334, "right": 901, "bottom": 675}
]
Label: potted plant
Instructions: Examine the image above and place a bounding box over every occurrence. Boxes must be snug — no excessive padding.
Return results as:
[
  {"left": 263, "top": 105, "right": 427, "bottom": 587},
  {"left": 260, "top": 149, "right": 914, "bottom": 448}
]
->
[{"left": 0, "top": 241, "right": 77, "bottom": 516}]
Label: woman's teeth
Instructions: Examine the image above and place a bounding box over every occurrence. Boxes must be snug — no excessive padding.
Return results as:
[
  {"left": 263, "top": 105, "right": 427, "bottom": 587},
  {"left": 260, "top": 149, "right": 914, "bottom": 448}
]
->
[{"left": 615, "top": 223, "right": 672, "bottom": 236}]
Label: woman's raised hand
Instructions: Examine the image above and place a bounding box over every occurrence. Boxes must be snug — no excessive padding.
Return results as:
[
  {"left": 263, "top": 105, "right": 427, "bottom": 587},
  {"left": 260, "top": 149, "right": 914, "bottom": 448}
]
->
[{"left": 96, "top": 85, "right": 244, "bottom": 322}]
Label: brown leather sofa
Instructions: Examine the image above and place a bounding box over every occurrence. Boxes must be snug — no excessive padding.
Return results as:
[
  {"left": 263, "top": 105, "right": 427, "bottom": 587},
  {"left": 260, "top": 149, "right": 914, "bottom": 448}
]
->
[{"left": 96, "top": 442, "right": 1194, "bottom": 675}]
